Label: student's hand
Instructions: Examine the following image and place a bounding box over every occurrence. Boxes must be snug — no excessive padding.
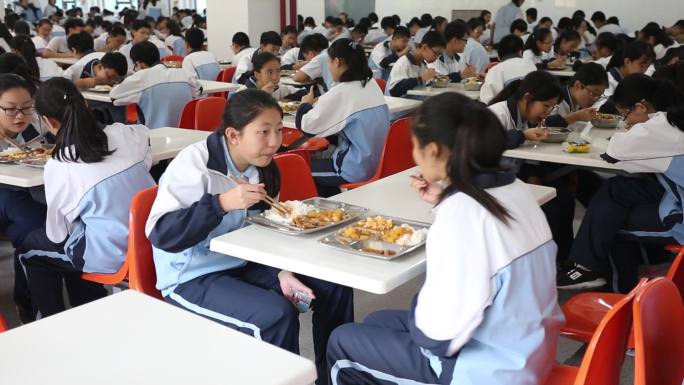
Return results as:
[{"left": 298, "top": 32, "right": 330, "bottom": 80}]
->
[
  {"left": 277, "top": 270, "right": 316, "bottom": 303},
  {"left": 421, "top": 68, "right": 437, "bottom": 82},
  {"left": 292, "top": 60, "right": 309, "bottom": 70},
  {"left": 550, "top": 55, "right": 566, "bottom": 69},
  {"left": 524, "top": 127, "right": 549, "bottom": 141},
  {"left": 218, "top": 183, "right": 266, "bottom": 211},
  {"left": 397, "top": 46, "right": 411, "bottom": 56},
  {"left": 410, "top": 174, "right": 442, "bottom": 205},
  {"left": 301, "top": 85, "right": 316, "bottom": 104},
  {"left": 261, "top": 81, "right": 279, "bottom": 94},
  {"left": 460, "top": 64, "right": 477, "bottom": 79},
  {"left": 573, "top": 107, "right": 597, "bottom": 122}
]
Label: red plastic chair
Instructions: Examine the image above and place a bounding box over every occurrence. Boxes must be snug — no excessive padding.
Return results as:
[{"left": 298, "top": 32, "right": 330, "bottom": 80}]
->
[
  {"left": 560, "top": 245, "right": 684, "bottom": 347},
  {"left": 375, "top": 78, "right": 387, "bottom": 94},
  {"left": 274, "top": 153, "right": 318, "bottom": 201},
  {"left": 340, "top": 117, "right": 415, "bottom": 190},
  {"left": 194, "top": 97, "right": 227, "bottom": 131},
  {"left": 178, "top": 99, "right": 200, "bottom": 129},
  {"left": 281, "top": 127, "right": 330, "bottom": 152},
  {"left": 126, "top": 104, "right": 139, "bottom": 124},
  {"left": 484, "top": 61, "right": 499, "bottom": 73},
  {"left": 127, "top": 186, "right": 163, "bottom": 300},
  {"left": 219, "top": 66, "right": 237, "bottom": 83},
  {"left": 545, "top": 279, "right": 646, "bottom": 385},
  {"left": 0, "top": 314, "right": 7, "bottom": 333},
  {"left": 162, "top": 54, "right": 184, "bottom": 64},
  {"left": 633, "top": 278, "right": 684, "bottom": 385}
]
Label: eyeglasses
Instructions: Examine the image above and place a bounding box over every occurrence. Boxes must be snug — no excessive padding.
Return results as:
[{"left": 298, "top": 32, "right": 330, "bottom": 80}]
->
[
  {"left": 582, "top": 84, "right": 604, "bottom": 100},
  {"left": 429, "top": 47, "right": 442, "bottom": 58},
  {"left": 0, "top": 105, "right": 35, "bottom": 117}
]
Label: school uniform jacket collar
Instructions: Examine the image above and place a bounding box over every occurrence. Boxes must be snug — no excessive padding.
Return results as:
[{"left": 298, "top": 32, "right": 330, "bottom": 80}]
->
[
  {"left": 507, "top": 97, "right": 527, "bottom": 128},
  {"left": 608, "top": 67, "right": 623, "bottom": 83},
  {"left": 562, "top": 86, "right": 574, "bottom": 111},
  {"left": 439, "top": 51, "right": 461, "bottom": 63},
  {"left": 407, "top": 53, "right": 420, "bottom": 66},
  {"left": 205, "top": 131, "right": 258, "bottom": 180}
]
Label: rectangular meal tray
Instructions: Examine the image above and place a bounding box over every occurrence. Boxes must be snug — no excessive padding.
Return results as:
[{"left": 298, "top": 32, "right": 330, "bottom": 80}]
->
[
  {"left": 318, "top": 216, "right": 430, "bottom": 260},
  {"left": 246, "top": 198, "right": 368, "bottom": 235}
]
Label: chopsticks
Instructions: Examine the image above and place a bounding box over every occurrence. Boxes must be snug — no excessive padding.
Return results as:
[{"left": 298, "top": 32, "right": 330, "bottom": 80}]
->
[
  {"left": 227, "top": 175, "right": 292, "bottom": 215},
  {"left": 2, "top": 137, "right": 31, "bottom": 153}
]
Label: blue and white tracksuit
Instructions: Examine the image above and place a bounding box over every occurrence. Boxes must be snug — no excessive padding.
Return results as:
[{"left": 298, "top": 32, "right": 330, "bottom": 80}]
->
[
  {"left": 327, "top": 173, "right": 563, "bottom": 385},
  {"left": 182, "top": 50, "right": 221, "bottom": 81},
  {"left": 386, "top": 54, "right": 426, "bottom": 97},
  {"left": 479, "top": 57, "right": 536, "bottom": 105},
  {"left": 295, "top": 80, "right": 390, "bottom": 193},
  {"left": 145, "top": 132, "right": 353, "bottom": 385},
  {"left": 428, "top": 51, "right": 466, "bottom": 83},
  {"left": 299, "top": 50, "right": 335, "bottom": 95},
  {"left": 369, "top": 39, "right": 399, "bottom": 81},
  {"left": 571, "top": 112, "right": 684, "bottom": 292},
  {"left": 17, "top": 123, "right": 155, "bottom": 317}
]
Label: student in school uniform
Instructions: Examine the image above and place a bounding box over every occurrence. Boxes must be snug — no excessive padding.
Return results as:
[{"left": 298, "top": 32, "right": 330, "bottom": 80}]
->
[
  {"left": 145, "top": 89, "right": 353, "bottom": 385},
  {"left": 9, "top": 35, "right": 63, "bottom": 82},
  {"left": 164, "top": 20, "right": 185, "bottom": 56},
  {"left": 32, "top": 19, "right": 52, "bottom": 55},
  {"left": 480, "top": 35, "right": 536, "bottom": 104},
  {"left": 599, "top": 40, "right": 656, "bottom": 111},
  {"left": 298, "top": 17, "right": 317, "bottom": 45},
  {"left": 296, "top": 39, "right": 390, "bottom": 197},
  {"left": 462, "top": 18, "right": 492, "bottom": 73},
  {"left": 407, "top": 17, "right": 422, "bottom": 50},
  {"left": 280, "top": 33, "right": 327, "bottom": 71},
  {"left": 312, "top": 16, "right": 333, "bottom": 38},
  {"left": 491, "top": 0, "right": 525, "bottom": 46},
  {"left": 230, "top": 32, "right": 255, "bottom": 67},
  {"left": 522, "top": 28, "right": 562, "bottom": 68},
  {"left": 233, "top": 31, "right": 282, "bottom": 84},
  {"left": 510, "top": 18, "right": 530, "bottom": 44},
  {"left": 118, "top": 20, "right": 167, "bottom": 75},
  {"left": 17, "top": 78, "right": 155, "bottom": 318},
  {"left": 526, "top": 8, "right": 538, "bottom": 32},
  {"left": 350, "top": 24, "right": 368, "bottom": 44},
  {"left": 640, "top": 23, "right": 681, "bottom": 60},
  {"left": 234, "top": 52, "right": 306, "bottom": 101},
  {"left": 279, "top": 25, "right": 298, "bottom": 56},
  {"left": 62, "top": 31, "right": 104, "bottom": 68},
  {"left": 428, "top": 21, "right": 477, "bottom": 84},
  {"left": 365, "top": 16, "right": 396, "bottom": 45},
  {"left": 63, "top": 52, "right": 127, "bottom": 89},
  {"left": 386, "top": 31, "right": 446, "bottom": 98},
  {"left": 545, "top": 62, "right": 608, "bottom": 130},
  {"left": 368, "top": 26, "right": 410, "bottom": 81},
  {"left": 327, "top": 17, "right": 351, "bottom": 43},
  {"left": 558, "top": 74, "right": 684, "bottom": 292},
  {"left": 181, "top": 28, "right": 219, "bottom": 81},
  {"left": 327, "top": 92, "right": 563, "bottom": 385},
  {"left": 553, "top": 30, "right": 582, "bottom": 60},
  {"left": 592, "top": 32, "right": 622, "bottom": 68},
  {"left": 42, "top": 17, "right": 83, "bottom": 58},
  {"left": 590, "top": 12, "right": 625, "bottom": 36},
  {"left": 110, "top": 41, "right": 202, "bottom": 129},
  {"left": 94, "top": 25, "right": 127, "bottom": 53},
  {"left": 412, "top": 14, "right": 433, "bottom": 47}
]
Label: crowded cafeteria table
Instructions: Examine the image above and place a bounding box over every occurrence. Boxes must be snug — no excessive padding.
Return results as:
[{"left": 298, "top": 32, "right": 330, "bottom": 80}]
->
[
  {"left": 406, "top": 82, "right": 481, "bottom": 99},
  {"left": 210, "top": 167, "right": 557, "bottom": 295},
  {"left": 0, "top": 127, "right": 210, "bottom": 188},
  {"left": 81, "top": 80, "right": 241, "bottom": 103},
  {"left": 0, "top": 290, "right": 317, "bottom": 385}
]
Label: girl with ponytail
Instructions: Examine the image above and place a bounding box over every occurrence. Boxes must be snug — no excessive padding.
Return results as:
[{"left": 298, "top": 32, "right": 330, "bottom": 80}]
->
[
  {"left": 559, "top": 74, "right": 684, "bottom": 293},
  {"left": 17, "top": 77, "right": 155, "bottom": 318},
  {"left": 9, "top": 34, "right": 63, "bottom": 82},
  {"left": 327, "top": 92, "right": 562, "bottom": 385}
]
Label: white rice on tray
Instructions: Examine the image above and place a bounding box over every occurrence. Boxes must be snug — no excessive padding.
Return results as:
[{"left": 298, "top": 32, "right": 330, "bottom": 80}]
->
[
  {"left": 395, "top": 227, "right": 429, "bottom": 247},
  {"left": 263, "top": 200, "right": 315, "bottom": 224}
]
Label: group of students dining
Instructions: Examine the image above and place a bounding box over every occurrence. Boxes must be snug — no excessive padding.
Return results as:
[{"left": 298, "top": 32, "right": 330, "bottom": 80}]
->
[{"left": 0, "top": 2, "right": 683, "bottom": 384}]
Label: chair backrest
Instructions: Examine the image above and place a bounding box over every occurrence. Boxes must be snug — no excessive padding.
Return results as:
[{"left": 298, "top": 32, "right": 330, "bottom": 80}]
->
[
  {"left": 573, "top": 278, "right": 647, "bottom": 385},
  {"left": 633, "top": 278, "right": 684, "bottom": 385},
  {"left": 666, "top": 246, "right": 684, "bottom": 298},
  {"left": 281, "top": 127, "right": 304, "bottom": 147},
  {"left": 376, "top": 117, "right": 415, "bottom": 178},
  {"left": 195, "top": 62, "right": 221, "bottom": 81},
  {"left": 274, "top": 153, "right": 318, "bottom": 201},
  {"left": 172, "top": 39, "right": 187, "bottom": 56},
  {"left": 375, "top": 78, "right": 387, "bottom": 94},
  {"left": 194, "top": 97, "right": 227, "bottom": 132},
  {"left": 127, "top": 186, "right": 163, "bottom": 300},
  {"left": 178, "top": 99, "right": 200, "bottom": 129},
  {"left": 139, "top": 82, "right": 194, "bottom": 129},
  {"left": 162, "top": 54, "right": 184, "bottom": 63},
  {"left": 219, "top": 66, "right": 237, "bottom": 83}
]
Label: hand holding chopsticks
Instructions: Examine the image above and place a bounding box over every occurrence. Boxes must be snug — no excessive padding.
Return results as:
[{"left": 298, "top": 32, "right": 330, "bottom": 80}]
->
[
  {"left": 2, "top": 136, "right": 31, "bottom": 154},
  {"left": 225, "top": 175, "right": 291, "bottom": 215}
]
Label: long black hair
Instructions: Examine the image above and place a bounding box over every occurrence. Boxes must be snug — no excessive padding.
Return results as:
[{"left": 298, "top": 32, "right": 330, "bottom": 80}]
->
[
  {"left": 9, "top": 35, "right": 39, "bottom": 80},
  {"left": 35, "top": 78, "right": 114, "bottom": 163},
  {"left": 0, "top": 52, "right": 39, "bottom": 89},
  {"left": 489, "top": 70, "right": 562, "bottom": 106},
  {"left": 613, "top": 74, "right": 684, "bottom": 131},
  {"left": 218, "top": 88, "right": 281, "bottom": 199},
  {"left": 524, "top": 27, "right": 553, "bottom": 55},
  {"left": 607, "top": 40, "right": 655, "bottom": 70},
  {"left": 327, "top": 38, "right": 373, "bottom": 86},
  {"left": 640, "top": 23, "right": 674, "bottom": 48},
  {"left": 411, "top": 93, "right": 512, "bottom": 223},
  {"left": 571, "top": 62, "right": 609, "bottom": 87},
  {"left": 0, "top": 22, "right": 13, "bottom": 50}
]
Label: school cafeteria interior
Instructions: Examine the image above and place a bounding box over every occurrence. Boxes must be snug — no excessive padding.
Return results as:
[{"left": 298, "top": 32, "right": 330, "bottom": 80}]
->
[{"left": 0, "top": 0, "right": 683, "bottom": 384}]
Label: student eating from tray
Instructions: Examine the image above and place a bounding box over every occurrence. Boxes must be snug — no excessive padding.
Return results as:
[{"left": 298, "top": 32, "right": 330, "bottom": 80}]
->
[
  {"left": 233, "top": 52, "right": 307, "bottom": 101},
  {"left": 145, "top": 89, "right": 353, "bottom": 385}
]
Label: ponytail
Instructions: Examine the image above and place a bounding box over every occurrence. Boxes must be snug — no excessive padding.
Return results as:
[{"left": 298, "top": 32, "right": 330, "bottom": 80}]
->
[
  {"left": 9, "top": 35, "right": 39, "bottom": 80},
  {"left": 327, "top": 38, "right": 373, "bottom": 86},
  {"left": 524, "top": 28, "right": 552, "bottom": 56},
  {"left": 488, "top": 70, "right": 562, "bottom": 106},
  {"left": 35, "top": 78, "right": 113, "bottom": 163}
]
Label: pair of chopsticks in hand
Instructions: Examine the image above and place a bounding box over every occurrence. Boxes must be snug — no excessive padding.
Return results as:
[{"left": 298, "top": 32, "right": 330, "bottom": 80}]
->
[
  {"left": 227, "top": 175, "right": 292, "bottom": 215},
  {"left": 2, "top": 136, "right": 34, "bottom": 154}
]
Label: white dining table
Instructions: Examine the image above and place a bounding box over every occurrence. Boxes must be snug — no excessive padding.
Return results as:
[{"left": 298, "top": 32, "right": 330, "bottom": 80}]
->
[
  {"left": 0, "top": 127, "right": 210, "bottom": 188},
  {"left": 546, "top": 69, "right": 576, "bottom": 78},
  {"left": 48, "top": 57, "right": 78, "bottom": 67},
  {"left": 210, "top": 167, "right": 557, "bottom": 295},
  {"left": 0, "top": 290, "right": 317, "bottom": 385},
  {"left": 82, "top": 80, "right": 241, "bottom": 103},
  {"left": 406, "top": 82, "right": 480, "bottom": 100}
]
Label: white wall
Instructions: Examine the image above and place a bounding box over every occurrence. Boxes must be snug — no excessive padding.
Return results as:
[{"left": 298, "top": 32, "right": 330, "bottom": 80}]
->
[{"left": 296, "top": 0, "right": 325, "bottom": 26}]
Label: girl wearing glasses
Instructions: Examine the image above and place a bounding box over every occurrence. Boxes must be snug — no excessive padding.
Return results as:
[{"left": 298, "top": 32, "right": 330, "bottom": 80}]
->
[
  {"left": 233, "top": 52, "right": 307, "bottom": 101},
  {"left": 558, "top": 74, "right": 684, "bottom": 292},
  {"left": 545, "top": 62, "right": 608, "bottom": 129}
]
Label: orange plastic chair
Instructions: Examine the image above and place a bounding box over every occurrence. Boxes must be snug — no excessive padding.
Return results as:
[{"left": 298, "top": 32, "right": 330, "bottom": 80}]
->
[
  {"left": 281, "top": 127, "right": 330, "bottom": 152},
  {"left": 340, "top": 117, "right": 415, "bottom": 190},
  {"left": 375, "top": 78, "right": 387, "bottom": 94},
  {"left": 0, "top": 314, "right": 7, "bottom": 333},
  {"left": 219, "top": 66, "right": 237, "bottom": 83},
  {"left": 274, "top": 153, "right": 318, "bottom": 201},
  {"left": 178, "top": 99, "right": 200, "bottom": 129},
  {"left": 560, "top": 245, "right": 684, "bottom": 346},
  {"left": 127, "top": 186, "right": 163, "bottom": 300},
  {"left": 545, "top": 279, "right": 647, "bottom": 385},
  {"left": 633, "top": 278, "right": 684, "bottom": 385},
  {"left": 484, "top": 61, "right": 499, "bottom": 73},
  {"left": 162, "top": 54, "right": 184, "bottom": 63},
  {"left": 194, "top": 97, "right": 227, "bottom": 132},
  {"left": 125, "top": 104, "right": 139, "bottom": 124}
]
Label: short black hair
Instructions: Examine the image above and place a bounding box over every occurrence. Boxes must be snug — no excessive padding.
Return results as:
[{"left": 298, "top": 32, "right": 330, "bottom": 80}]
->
[
  {"left": 510, "top": 19, "right": 528, "bottom": 34},
  {"left": 595, "top": 32, "right": 621, "bottom": 53},
  {"left": 420, "top": 30, "right": 446, "bottom": 48},
  {"left": 304, "top": 17, "right": 316, "bottom": 27},
  {"left": 380, "top": 16, "right": 396, "bottom": 31},
  {"left": 130, "top": 41, "right": 160, "bottom": 66},
  {"left": 420, "top": 13, "right": 433, "bottom": 28},
  {"left": 232, "top": 32, "right": 250, "bottom": 47},
  {"left": 100, "top": 52, "right": 128, "bottom": 76},
  {"left": 444, "top": 21, "right": 469, "bottom": 42},
  {"left": 408, "top": 17, "right": 421, "bottom": 28},
  {"left": 13, "top": 21, "right": 31, "bottom": 35},
  {"left": 352, "top": 24, "right": 368, "bottom": 36},
  {"left": 607, "top": 16, "right": 619, "bottom": 25},
  {"left": 368, "top": 12, "right": 379, "bottom": 23},
  {"left": 590, "top": 11, "right": 606, "bottom": 23},
  {"left": 109, "top": 26, "right": 126, "bottom": 38},
  {"left": 498, "top": 34, "right": 524, "bottom": 59},
  {"left": 393, "top": 26, "right": 411, "bottom": 40},
  {"left": 467, "top": 17, "right": 485, "bottom": 32},
  {"left": 184, "top": 28, "right": 204, "bottom": 50},
  {"left": 64, "top": 17, "right": 85, "bottom": 33},
  {"left": 539, "top": 16, "right": 552, "bottom": 25},
  {"left": 260, "top": 31, "right": 282, "bottom": 46},
  {"left": 330, "top": 17, "right": 344, "bottom": 28},
  {"left": 252, "top": 51, "right": 279, "bottom": 72},
  {"left": 480, "top": 10, "right": 491, "bottom": 17},
  {"left": 299, "top": 33, "right": 327, "bottom": 54},
  {"left": 282, "top": 25, "right": 297, "bottom": 36},
  {"left": 67, "top": 31, "right": 94, "bottom": 53},
  {"left": 572, "top": 62, "right": 608, "bottom": 86},
  {"left": 131, "top": 19, "right": 150, "bottom": 31},
  {"left": 526, "top": 8, "right": 537, "bottom": 20}
]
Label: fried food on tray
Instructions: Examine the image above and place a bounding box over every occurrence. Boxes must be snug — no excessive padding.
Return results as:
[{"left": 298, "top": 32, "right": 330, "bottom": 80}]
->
[
  {"left": 594, "top": 113, "right": 620, "bottom": 121},
  {"left": 0, "top": 148, "right": 51, "bottom": 162},
  {"left": 381, "top": 226, "right": 414, "bottom": 243},
  {"left": 290, "top": 209, "right": 348, "bottom": 229}
]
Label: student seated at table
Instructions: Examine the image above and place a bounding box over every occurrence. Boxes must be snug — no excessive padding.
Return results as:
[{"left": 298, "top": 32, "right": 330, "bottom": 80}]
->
[
  {"left": 293, "top": 37, "right": 335, "bottom": 95},
  {"left": 230, "top": 32, "right": 255, "bottom": 69},
  {"left": 31, "top": 19, "right": 52, "bottom": 55},
  {"left": 281, "top": 33, "right": 327, "bottom": 71},
  {"left": 365, "top": 16, "right": 397, "bottom": 45},
  {"left": 119, "top": 20, "right": 167, "bottom": 75},
  {"left": 64, "top": 52, "right": 127, "bottom": 89},
  {"left": 350, "top": 24, "right": 368, "bottom": 44},
  {"left": 545, "top": 62, "right": 608, "bottom": 129},
  {"left": 234, "top": 31, "right": 282, "bottom": 84},
  {"left": 591, "top": 32, "right": 622, "bottom": 69},
  {"left": 181, "top": 28, "right": 219, "bottom": 81},
  {"left": 558, "top": 74, "right": 684, "bottom": 292},
  {"left": 428, "top": 21, "right": 477, "bottom": 84},
  {"left": 95, "top": 25, "right": 127, "bottom": 53},
  {"left": 510, "top": 18, "right": 530, "bottom": 43},
  {"left": 523, "top": 28, "right": 564, "bottom": 69},
  {"left": 328, "top": 17, "right": 351, "bottom": 43},
  {"left": 110, "top": 41, "right": 202, "bottom": 129},
  {"left": 386, "top": 31, "right": 445, "bottom": 97},
  {"left": 9, "top": 35, "right": 63, "bottom": 82},
  {"left": 463, "top": 18, "right": 492, "bottom": 73},
  {"left": 327, "top": 92, "right": 563, "bottom": 385},
  {"left": 145, "top": 89, "right": 353, "bottom": 385},
  {"left": 163, "top": 20, "right": 185, "bottom": 56},
  {"left": 43, "top": 17, "right": 83, "bottom": 59},
  {"left": 18, "top": 78, "right": 155, "bottom": 318},
  {"left": 480, "top": 35, "right": 536, "bottom": 104},
  {"left": 280, "top": 25, "right": 298, "bottom": 56},
  {"left": 553, "top": 30, "right": 582, "bottom": 61},
  {"left": 295, "top": 39, "right": 390, "bottom": 197},
  {"left": 235, "top": 52, "right": 306, "bottom": 101},
  {"left": 369, "top": 25, "right": 410, "bottom": 81},
  {"left": 640, "top": 22, "right": 680, "bottom": 60}
]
